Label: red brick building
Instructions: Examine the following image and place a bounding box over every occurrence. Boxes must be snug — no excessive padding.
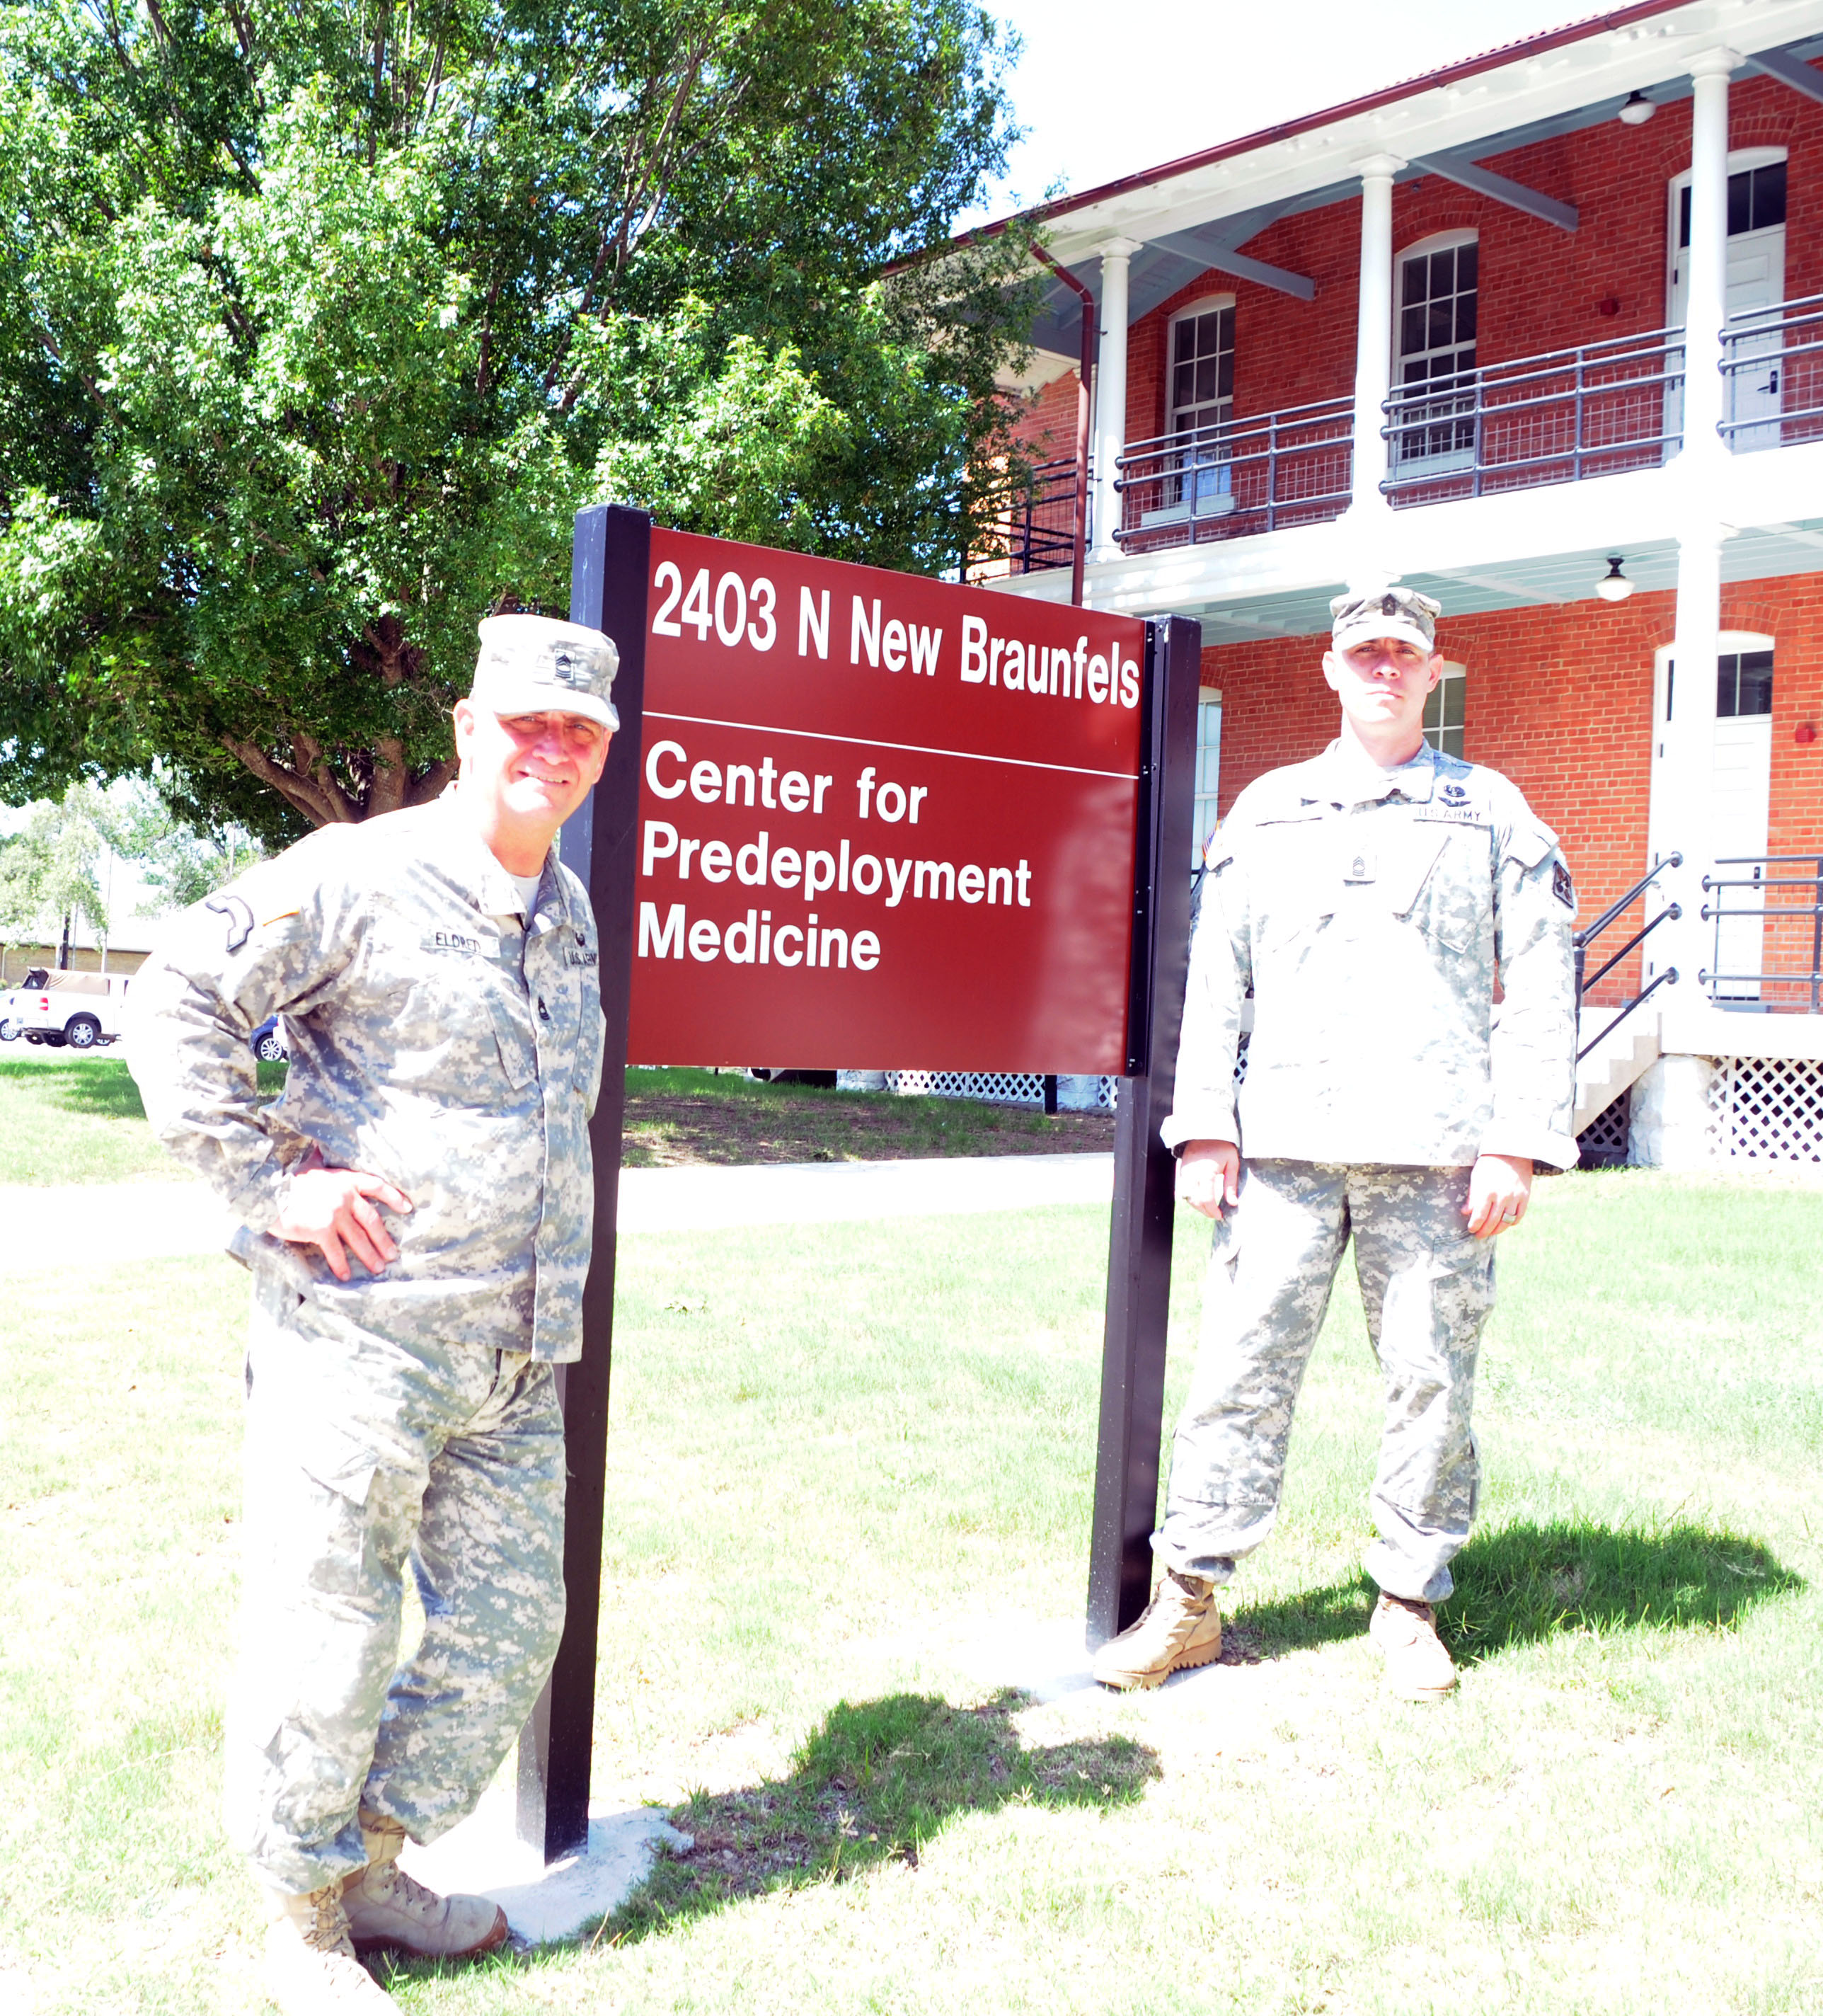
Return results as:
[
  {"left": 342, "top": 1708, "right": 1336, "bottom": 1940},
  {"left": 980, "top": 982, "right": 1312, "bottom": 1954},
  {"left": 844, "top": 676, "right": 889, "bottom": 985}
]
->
[{"left": 978, "top": 0, "right": 1823, "bottom": 1166}]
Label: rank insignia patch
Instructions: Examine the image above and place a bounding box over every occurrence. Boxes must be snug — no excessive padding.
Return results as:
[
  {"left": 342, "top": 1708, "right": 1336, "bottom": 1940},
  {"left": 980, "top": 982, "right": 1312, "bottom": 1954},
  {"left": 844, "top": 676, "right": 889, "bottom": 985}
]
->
[
  {"left": 205, "top": 893, "right": 255, "bottom": 952},
  {"left": 1553, "top": 859, "right": 1575, "bottom": 910}
]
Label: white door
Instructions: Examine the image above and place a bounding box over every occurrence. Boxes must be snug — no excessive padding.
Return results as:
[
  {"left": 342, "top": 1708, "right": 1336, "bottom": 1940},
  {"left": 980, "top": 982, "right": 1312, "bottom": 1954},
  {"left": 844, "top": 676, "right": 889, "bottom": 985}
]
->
[
  {"left": 1647, "top": 638, "right": 1774, "bottom": 996},
  {"left": 1667, "top": 152, "right": 1786, "bottom": 450}
]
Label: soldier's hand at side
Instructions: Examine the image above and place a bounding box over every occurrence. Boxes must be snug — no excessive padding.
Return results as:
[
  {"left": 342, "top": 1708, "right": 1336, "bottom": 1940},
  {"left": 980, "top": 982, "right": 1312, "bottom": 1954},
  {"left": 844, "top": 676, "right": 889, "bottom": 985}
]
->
[
  {"left": 275, "top": 1167, "right": 414, "bottom": 1281},
  {"left": 1177, "top": 1140, "right": 1242, "bottom": 1219},
  {"left": 1464, "top": 1152, "right": 1534, "bottom": 1239}
]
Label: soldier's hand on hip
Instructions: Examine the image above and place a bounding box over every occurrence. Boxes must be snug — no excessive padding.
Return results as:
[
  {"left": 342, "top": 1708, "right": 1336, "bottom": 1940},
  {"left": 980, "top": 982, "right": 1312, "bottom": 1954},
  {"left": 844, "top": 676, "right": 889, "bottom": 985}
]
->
[
  {"left": 1463, "top": 1152, "right": 1534, "bottom": 1239},
  {"left": 1177, "top": 1140, "right": 1242, "bottom": 1219},
  {"left": 275, "top": 1166, "right": 414, "bottom": 1280}
]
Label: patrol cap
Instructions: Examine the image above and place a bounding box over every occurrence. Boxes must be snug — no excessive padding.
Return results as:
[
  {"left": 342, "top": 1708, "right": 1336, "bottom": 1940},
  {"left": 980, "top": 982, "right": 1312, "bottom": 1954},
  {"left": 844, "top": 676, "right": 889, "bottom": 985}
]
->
[
  {"left": 471, "top": 614, "right": 620, "bottom": 732},
  {"left": 1329, "top": 583, "right": 1442, "bottom": 655}
]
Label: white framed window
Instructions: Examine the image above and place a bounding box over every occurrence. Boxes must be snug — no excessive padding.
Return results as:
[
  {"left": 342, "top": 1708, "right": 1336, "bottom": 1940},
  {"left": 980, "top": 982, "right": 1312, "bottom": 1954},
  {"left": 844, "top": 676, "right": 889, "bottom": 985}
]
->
[
  {"left": 1146, "top": 295, "right": 1236, "bottom": 527},
  {"left": 1171, "top": 297, "right": 1235, "bottom": 437},
  {"left": 1422, "top": 662, "right": 1466, "bottom": 758},
  {"left": 1193, "top": 691, "right": 1222, "bottom": 867},
  {"left": 1393, "top": 231, "right": 1478, "bottom": 471}
]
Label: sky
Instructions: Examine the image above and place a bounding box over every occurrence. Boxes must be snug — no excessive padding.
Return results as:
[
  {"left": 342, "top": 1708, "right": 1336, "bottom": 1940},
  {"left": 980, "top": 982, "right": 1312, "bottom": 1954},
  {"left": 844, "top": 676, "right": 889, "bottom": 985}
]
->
[{"left": 957, "top": 0, "right": 1607, "bottom": 230}]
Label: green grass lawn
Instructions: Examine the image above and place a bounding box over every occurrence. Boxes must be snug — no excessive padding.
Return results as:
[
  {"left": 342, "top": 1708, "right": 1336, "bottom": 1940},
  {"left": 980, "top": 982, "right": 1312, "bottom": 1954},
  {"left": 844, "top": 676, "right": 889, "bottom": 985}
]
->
[
  {"left": 0, "top": 1053, "right": 180, "bottom": 1184},
  {"left": 2, "top": 1172, "right": 1819, "bottom": 2012},
  {"left": 0, "top": 1053, "right": 290, "bottom": 1185}
]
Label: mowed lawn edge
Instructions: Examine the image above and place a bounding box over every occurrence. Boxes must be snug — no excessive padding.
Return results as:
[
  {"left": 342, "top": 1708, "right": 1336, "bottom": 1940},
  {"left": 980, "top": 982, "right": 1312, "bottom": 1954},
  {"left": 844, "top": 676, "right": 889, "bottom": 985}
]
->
[{"left": 0, "top": 1056, "right": 1112, "bottom": 1187}]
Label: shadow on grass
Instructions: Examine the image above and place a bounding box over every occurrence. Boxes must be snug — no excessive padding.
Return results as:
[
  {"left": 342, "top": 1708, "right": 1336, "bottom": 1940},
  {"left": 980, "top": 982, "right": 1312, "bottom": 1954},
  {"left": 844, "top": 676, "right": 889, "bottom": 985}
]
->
[
  {"left": 0, "top": 1054, "right": 146, "bottom": 1118},
  {"left": 379, "top": 1691, "right": 1156, "bottom": 1989},
  {"left": 1226, "top": 1518, "right": 1801, "bottom": 1664},
  {"left": 606, "top": 1689, "right": 1156, "bottom": 1945}
]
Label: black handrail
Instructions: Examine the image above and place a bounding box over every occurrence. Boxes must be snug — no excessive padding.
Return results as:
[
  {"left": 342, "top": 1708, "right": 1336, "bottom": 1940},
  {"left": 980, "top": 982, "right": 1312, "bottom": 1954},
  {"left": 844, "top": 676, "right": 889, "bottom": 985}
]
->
[
  {"left": 1580, "top": 903, "right": 1681, "bottom": 997},
  {"left": 1572, "top": 854, "right": 1681, "bottom": 1006},
  {"left": 1577, "top": 968, "right": 1679, "bottom": 1063}
]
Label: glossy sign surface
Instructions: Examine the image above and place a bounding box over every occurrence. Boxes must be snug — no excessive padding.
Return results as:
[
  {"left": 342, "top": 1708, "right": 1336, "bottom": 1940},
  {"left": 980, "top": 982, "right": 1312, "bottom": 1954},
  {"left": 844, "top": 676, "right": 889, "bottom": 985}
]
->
[{"left": 627, "top": 529, "right": 1147, "bottom": 1072}]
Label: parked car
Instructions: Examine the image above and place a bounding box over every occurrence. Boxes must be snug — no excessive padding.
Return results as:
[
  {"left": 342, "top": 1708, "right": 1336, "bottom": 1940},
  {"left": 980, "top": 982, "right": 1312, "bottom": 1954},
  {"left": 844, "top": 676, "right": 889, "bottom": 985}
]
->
[
  {"left": 250, "top": 1015, "right": 289, "bottom": 1063},
  {"left": 0, "top": 968, "right": 130, "bottom": 1050}
]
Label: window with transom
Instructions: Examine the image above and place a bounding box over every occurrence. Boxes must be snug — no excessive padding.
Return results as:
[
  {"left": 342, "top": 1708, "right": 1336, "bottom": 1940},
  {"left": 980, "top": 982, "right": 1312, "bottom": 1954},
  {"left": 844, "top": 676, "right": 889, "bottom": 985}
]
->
[
  {"left": 1394, "top": 234, "right": 1478, "bottom": 466},
  {"left": 1171, "top": 301, "right": 1234, "bottom": 438},
  {"left": 1166, "top": 298, "right": 1236, "bottom": 517},
  {"left": 1422, "top": 663, "right": 1466, "bottom": 759},
  {"left": 1193, "top": 693, "right": 1222, "bottom": 867}
]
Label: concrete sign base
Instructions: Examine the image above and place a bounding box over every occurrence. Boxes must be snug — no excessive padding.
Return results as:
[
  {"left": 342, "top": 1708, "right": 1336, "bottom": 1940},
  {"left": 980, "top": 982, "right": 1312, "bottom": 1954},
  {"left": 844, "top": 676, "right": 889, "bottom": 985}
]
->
[{"left": 400, "top": 1775, "right": 691, "bottom": 1947}]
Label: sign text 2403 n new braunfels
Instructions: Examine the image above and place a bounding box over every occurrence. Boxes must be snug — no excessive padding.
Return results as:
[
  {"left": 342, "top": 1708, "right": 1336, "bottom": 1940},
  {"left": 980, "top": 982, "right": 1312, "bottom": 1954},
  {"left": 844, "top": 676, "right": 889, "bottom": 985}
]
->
[{"left": 628, "top": 528, "right": 1150, "bottom": 1074}]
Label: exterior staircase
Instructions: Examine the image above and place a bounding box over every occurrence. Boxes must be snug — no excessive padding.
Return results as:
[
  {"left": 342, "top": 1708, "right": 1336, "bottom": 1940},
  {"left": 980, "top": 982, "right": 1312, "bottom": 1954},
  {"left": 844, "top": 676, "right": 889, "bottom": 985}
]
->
[{"left": 1573, "top": 1004, "right": 1662, "bottom": 1138}]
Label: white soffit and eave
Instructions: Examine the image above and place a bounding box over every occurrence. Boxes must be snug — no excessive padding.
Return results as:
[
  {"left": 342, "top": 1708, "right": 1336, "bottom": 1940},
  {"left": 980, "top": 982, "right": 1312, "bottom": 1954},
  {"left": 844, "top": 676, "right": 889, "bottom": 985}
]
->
[{"left": 1031, "top": 0, "right": 1823, "bottom": 268}]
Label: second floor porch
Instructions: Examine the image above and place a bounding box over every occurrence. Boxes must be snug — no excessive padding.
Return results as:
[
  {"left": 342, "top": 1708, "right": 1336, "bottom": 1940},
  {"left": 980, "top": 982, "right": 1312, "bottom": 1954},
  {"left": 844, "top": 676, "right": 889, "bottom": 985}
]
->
[
  {"left": 970, "top": 1, "right": 1823, "bottom": 597},
  {"left": 979, "top": 298, "right": 1823, "bottom": 580}
]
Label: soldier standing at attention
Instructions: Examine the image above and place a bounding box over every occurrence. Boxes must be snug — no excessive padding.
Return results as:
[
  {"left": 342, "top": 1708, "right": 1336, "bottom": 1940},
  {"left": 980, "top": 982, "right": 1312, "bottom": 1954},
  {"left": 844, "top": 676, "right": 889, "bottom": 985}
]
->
[
  {"left": 130, "top": 616, "right": 616, "bottom": 2012},
  {"left": 1092, "top": 585, "right": 1578, "bottom": 1701}
]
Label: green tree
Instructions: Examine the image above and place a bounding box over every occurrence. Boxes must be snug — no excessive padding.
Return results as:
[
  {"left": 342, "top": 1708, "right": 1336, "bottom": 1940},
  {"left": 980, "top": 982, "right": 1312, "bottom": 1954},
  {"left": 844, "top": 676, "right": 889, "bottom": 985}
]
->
[
  {"left": 102, "top": 778, "right": 264, "bottom": 911},
  {"left": 0, "top": 784, "right": 113, "bottom": 958},
  {"left": 0, "top": 0, "right": 1036, "bottom": 838}
]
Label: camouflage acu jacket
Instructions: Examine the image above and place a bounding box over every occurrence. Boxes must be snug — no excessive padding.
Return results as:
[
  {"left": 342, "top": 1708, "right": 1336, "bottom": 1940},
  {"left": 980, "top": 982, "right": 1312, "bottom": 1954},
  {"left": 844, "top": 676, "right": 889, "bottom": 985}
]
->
[
  {"left": 129, "top": 792, "right": 605, "bottom": 1362},
  {"left": 1163, "top": 739, "right": 1580, "bottom": 1171}
]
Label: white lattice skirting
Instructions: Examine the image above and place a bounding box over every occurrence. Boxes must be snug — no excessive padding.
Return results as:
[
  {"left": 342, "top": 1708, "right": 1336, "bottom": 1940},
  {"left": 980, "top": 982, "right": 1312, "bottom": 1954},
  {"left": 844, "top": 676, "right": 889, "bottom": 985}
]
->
[
  {"left": 880, "top": 1071, "right": 1120, "bottom": 1111},
  {"left": 1707, "top": 1055, "right": 1823, "bottom": 1162}
]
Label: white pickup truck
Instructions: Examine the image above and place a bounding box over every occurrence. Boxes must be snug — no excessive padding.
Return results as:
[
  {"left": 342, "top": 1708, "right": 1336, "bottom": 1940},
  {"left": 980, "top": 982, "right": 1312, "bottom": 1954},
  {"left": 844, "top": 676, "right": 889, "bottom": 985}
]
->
[{"left": 0, "top": 968, "right": 130, "bottom": 1050}]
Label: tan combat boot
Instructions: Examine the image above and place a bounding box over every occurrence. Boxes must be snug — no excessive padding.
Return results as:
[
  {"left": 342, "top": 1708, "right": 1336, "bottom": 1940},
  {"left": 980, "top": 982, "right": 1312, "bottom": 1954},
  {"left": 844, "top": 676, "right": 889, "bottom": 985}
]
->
[
  {"left": 1369, "top": 1592, "right": 1458, "bottom": 1701},
  {"left": 263, "top": 1884, "right": 400, "bottom": 2013},
  {"left": 340, "top": 1810, "right": 510, "bottom": 1963},
  {"left": 1091, "top": 1571, "right": 1222, "bottom": 1690}
]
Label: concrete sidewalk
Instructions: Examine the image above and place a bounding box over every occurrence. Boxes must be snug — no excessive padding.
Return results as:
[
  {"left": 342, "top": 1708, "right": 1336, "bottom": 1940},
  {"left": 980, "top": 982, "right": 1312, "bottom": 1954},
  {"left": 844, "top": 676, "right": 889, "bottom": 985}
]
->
[{"left": 0, "top": 1152, "right": 1116, "bottom": 1276}]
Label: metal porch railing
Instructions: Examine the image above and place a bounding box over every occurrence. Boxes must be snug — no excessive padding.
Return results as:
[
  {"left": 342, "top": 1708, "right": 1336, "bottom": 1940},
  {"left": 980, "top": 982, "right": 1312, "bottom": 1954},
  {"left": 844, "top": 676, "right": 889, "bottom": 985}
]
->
[
  {"left": 966, "top": 456, "right": 1081, "bottom": 582},
  {"left": 1381, "top": 327, "right": 1684, "bottom": 506},
  {"left": 1573, "top": 854, "right": 1681, "bottom": 1063},
  {"left": 1720, "top": 294, "right": 1823, "bottom": 452},
  {"left": 1112, "top": 396, "right": 1352, "bottom": 551},
  {"left": 1700, "top": 856, "right": 1823, "bottom": 1011}
]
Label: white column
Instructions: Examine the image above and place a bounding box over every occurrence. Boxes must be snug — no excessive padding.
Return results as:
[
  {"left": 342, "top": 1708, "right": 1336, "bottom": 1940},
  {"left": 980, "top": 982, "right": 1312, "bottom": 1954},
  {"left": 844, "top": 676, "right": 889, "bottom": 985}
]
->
[
  {"left": 1680, "top": 48, "right": 1738, "bottom": 464},
  {"left": 1657, "top": 50, "right": 1737, "bottom": 1007},
  {"left": 1091, "top": 238, "right": 1141, "bottom": 563},
  {"left": 1347, "top": 153, "right": 1404, "bottom": 527},
  {"left": 1658, "top": 522, "right": 1726, "bottom": 1000}
]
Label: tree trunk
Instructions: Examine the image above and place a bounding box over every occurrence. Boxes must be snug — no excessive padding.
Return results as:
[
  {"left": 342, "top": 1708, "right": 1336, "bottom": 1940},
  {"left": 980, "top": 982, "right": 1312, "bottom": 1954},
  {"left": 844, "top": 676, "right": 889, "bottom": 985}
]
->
[{"left": 218, "top": 615, "right": 455, "bottom": 827}]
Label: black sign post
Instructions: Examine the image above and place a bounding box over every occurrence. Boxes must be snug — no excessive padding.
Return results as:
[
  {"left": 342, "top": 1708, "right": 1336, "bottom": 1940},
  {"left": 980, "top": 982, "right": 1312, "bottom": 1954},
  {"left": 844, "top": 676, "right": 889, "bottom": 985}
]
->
[
  {"left": 516, "top": 503, "right": 651, "bottom": 1860},
  {"left": 1086, "top": 614, "right": 1201, "bottom": 1647}
]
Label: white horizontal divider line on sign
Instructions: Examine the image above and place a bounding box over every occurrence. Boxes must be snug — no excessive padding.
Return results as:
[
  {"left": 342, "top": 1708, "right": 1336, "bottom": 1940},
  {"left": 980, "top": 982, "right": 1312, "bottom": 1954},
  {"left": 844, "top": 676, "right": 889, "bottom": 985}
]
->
[{"left": 644, "top": 711, "right": 1141, "bottom": 782}]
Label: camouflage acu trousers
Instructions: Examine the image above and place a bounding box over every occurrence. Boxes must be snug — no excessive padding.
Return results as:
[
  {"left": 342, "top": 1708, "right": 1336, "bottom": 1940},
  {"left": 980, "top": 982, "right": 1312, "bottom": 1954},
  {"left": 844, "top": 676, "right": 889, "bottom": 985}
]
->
[
  {"left": 1156, "top": 1159, "right": 1494, "bottom": 1604},
  {"left": 226, "top": 1278, "right": 568, "bottom": 1896}
]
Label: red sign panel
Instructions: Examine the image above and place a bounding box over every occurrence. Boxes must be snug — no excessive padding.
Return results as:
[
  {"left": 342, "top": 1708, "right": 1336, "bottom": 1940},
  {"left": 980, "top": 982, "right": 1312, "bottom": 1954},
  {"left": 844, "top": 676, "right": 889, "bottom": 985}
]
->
[{"left": 626, "top": 529, "right": 1148, "bottom": 1072}]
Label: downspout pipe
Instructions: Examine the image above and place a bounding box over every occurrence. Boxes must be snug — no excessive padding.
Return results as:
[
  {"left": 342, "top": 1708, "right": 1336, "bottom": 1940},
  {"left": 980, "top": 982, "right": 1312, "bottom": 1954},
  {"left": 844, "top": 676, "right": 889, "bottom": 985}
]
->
[{"left": 1034, "top": 246, "right": 1095, "bottom": 607}]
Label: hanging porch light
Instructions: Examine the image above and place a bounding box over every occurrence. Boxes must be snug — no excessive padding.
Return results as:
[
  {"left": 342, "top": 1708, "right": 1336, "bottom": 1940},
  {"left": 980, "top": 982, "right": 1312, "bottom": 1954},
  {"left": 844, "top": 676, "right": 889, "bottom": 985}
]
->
[{"left": 1596, "top": 556, "right": 1635, "bottom": 602}]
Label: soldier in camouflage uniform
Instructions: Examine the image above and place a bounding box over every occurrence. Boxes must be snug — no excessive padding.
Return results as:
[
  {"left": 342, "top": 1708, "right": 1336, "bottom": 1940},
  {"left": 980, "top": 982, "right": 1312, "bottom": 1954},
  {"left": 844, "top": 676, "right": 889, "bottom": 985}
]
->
[
  {"left": 130, "top": 616, "right": 617, "bottom": 2013},
  {"left": 1093, "top": 585, "right": 1578, "bottom": 1701}
]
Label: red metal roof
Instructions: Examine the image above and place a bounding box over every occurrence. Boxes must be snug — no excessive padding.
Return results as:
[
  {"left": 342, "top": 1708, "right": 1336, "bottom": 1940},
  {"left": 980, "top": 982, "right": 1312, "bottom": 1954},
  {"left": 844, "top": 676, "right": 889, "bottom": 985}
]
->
[{"left": 970, "top": 0, "right": 1696, "bottom": 242}]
